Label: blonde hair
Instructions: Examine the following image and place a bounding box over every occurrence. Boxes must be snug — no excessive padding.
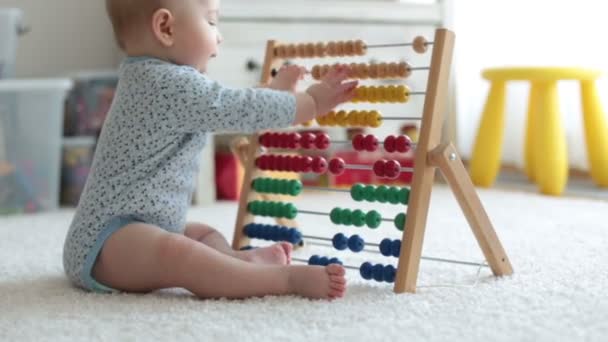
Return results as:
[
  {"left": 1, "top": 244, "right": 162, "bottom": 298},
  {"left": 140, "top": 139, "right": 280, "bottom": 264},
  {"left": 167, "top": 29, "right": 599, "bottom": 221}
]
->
[{"left": 105, "top": 0, "right": 165, "bottom": 49}]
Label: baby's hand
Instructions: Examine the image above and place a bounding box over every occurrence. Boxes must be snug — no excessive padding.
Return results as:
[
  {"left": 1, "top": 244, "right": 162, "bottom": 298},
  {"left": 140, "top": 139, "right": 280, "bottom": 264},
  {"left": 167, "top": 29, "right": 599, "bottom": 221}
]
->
[
  {"left": 306, "top": 65, "right": 358, "bottom": 116},
  {"left": 269, "top": 65, "right": 306, "bottom": 92}
]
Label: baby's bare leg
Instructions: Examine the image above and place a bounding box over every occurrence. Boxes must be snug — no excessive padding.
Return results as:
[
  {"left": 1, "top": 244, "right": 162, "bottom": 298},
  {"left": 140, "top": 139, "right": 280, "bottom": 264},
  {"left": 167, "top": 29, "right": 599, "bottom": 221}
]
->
[
  {"left": 184, "top": 222, "right": 292, "bottom": 265},
  {"left": 93, "top": 223, "right": 346, "bottom": 299}
]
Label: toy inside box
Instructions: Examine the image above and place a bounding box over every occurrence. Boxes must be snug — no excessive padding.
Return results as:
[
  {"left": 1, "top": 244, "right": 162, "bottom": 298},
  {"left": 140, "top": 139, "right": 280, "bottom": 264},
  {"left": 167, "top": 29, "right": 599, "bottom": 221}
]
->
[
  {"left": 64, "top": 72, "right": 118, "bottom": 137},
  {"left": 60, "top": 137, "right": 96, "bottom": 206}
]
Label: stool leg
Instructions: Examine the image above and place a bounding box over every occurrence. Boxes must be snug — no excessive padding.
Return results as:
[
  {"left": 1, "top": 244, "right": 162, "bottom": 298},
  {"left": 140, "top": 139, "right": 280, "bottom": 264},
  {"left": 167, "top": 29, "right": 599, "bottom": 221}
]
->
[
  {"left": 470, "top": 81, "right": 506, "bottom": 187},
  {"left": 535, "top": 81, "right": 568, "bottom": 195},
  {"left": 580, "top": 80, "right": 608, "bottom": 187},
  {"left": 524, "top": 83, "right": 541, "bottom": 182}
]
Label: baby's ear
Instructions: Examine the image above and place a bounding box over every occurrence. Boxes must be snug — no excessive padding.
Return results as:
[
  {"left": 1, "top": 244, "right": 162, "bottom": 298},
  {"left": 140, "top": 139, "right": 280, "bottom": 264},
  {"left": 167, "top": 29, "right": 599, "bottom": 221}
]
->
[{"left": 151, "top": 8, "right": 175, "bottom": 47}]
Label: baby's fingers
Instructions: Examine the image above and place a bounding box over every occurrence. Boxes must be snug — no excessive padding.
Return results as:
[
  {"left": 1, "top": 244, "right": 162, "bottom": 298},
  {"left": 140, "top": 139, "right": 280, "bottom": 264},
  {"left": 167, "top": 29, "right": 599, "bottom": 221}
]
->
[
  {"left": 323, "top": 65, "right": 351, "bottom": 86},
  {"left": 336, "top": 80, "right": 359, "bottom": 103}
]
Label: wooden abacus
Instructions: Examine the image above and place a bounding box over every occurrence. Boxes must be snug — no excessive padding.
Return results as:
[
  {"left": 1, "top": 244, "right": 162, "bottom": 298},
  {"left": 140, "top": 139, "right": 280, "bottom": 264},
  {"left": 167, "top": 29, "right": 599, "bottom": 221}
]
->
[{"left": 232, "top": 28, "right": 513, "bottom": 294}]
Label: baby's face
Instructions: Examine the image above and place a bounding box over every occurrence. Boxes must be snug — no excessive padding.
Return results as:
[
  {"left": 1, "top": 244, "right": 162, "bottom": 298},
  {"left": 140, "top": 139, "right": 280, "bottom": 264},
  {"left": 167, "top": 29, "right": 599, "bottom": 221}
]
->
[{"left": 171, "top": 0, "right": 222, "bottom": 72}]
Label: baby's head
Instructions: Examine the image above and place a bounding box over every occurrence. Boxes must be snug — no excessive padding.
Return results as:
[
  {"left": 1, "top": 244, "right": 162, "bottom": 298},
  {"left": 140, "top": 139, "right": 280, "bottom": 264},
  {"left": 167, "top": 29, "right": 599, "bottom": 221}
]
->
[{"left": 106, "top": 0, "right": 222, "bottom": 72}]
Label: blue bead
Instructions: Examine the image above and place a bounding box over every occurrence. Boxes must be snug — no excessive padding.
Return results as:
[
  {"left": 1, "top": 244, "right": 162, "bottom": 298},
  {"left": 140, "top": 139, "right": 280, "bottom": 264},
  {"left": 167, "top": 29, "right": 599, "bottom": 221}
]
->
[
  {"left": 383, "top": 265, "right": 396, "bottom": 283},
  {"left": 287, "top": 229, "right": 300, "bottom": 244},
  {"left": 348, "top": 235, "right": 365, "bottom": 253},
  {"left": 332, "top": 233, "right": 348, "bottom": 251},
  {"left": 390, "top": 239, "right": 401, "bottom": 257},
  {"left": 360, "top": 262, "right": 373, "bottom": 280},
  {"left": 379, "top": 238, "right": 392, "bottom": 256},
  {"left": 319, "top": 257, "right": 329, "bottom": 266},
  {"left": 372, "top": 264, "right": 384, "bottom": 282},
  {"left": 308, "top": 255, "right": 321, "bottom": 265},
  {"left": 328, "top": 257, "right": 343, "bottom": 265},
  {"left": 279, "top": 227, "right": 289, "bottom": 240}
]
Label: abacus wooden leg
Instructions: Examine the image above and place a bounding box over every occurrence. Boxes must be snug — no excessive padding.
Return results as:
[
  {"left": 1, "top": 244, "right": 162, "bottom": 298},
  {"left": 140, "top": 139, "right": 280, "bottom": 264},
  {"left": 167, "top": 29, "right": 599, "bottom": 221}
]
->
[
  {"left": 580, "top": 80, "right": 608, "bottom": 187},
  {"left": 429, "top": 142, "right": 513, "bottom": 277},
  {"left": 470, "top": 81, "right": 507, "bottom": 188},
  {"left": 524, "top": 83, "right": 541, "bottom": 182},
  {"left": 535, "top": 81, "right": 568, "bottom": 195}
]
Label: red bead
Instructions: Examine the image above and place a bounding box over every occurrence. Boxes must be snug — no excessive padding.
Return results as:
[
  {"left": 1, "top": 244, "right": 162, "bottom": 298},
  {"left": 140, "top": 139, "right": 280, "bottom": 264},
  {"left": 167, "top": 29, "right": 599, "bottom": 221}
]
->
[
  {"left": 270, "top": 133, "right": 281, "bottom": 148},
  {"left": 288, "top": 133, "right": 301, "bottom": 149},
  {"left": 300, "top": 132, "right": 316, "bottom": 149},
  {"left": 384, "top": 135, "right": 396, "bottom": 153},
  {"left": 384, "top": 160, "right": 401, "bottom": 180},
  {"left": 259, "top": 133, "right": 271, "bottom": 148},
  {"left": 270, "top": 155, "right": 281, "bottom": 171},
  {"left": 279, "top": 133, "right": 291, "bottom": 149},
  {"left": 352, "top": 134, "right": 365, "bottom": 151},
  {"left": 314, "top": 133, "right": 331, "bottom": 150},
  {"left": 395, "top": 135, "right": 413, "bottom": 153},
  {"left": 364, "top": 134, "right": 379, "bottom": 152},
  {"left": 312, "top": 156, "right": 328, "bottom": 174},
  {"left": 373, "top": 159, "right": 387, "bottom": 177},
  {"left": 299, "top": 156, "right": 313, "bottom": 173},
  {"left": 329, "top": 158, "right": 346, "bottom": 175},
  {"left": 279, "top": 155, "right": 291, "bottom": 171},
  {"left": 255, "top": 155, "right": 265, "bottom": 169},
  {"left": 288, "top": 155, "right": 301, "bottom": 172}
]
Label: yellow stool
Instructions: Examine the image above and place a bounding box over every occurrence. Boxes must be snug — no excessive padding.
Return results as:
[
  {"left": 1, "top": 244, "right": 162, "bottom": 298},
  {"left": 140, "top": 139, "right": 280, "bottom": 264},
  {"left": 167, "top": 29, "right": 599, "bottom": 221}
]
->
[{"left": 470, "top": 67, "right": 608, "bottom": 195}]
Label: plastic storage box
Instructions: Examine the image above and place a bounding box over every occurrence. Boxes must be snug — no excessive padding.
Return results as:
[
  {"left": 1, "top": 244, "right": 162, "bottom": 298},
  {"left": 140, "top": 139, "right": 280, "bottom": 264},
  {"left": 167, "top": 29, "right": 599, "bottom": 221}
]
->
[
  {"left": 0, "top": 8, "right": 25, "bottom": 79},
  {"left": 0, "top": 79, "right": 73, "bottom": 214}
]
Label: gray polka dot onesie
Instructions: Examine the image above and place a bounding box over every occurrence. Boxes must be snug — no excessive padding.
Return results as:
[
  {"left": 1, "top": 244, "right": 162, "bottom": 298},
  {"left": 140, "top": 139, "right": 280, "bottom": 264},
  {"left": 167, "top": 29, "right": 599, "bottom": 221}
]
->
[{"left": 63, "top": 57, "right": 296, "bottom": 292}]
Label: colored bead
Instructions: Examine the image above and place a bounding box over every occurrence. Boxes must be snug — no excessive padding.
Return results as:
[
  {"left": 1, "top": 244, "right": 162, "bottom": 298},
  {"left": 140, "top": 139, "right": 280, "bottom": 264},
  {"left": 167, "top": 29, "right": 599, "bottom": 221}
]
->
[
  {"left": 384, "top": 135, "right": 396, "bottom": 153},
  {"left": 366, "top": 210, "right": 382, "bottom": 229},
  {"left": 330, "top": 208, "right": 342, "bottom": 225},
  {"left": 288, "top": 133, "right": 301, "bottom": 149},
  {"left": 375, "top": 185, "right": 389, "bottom": 203},
  {"left": 399, "top": 188, "right": 410, "bottom": 204},
  {"left": 387, "top": 187, "right": 401, "bottom": 204},
  {"left": 394, "top": 213, "right": 406, "bottom": 231},
  {"left": 340, "top": 209, "right": 352, "bottom": 226},
  {"left": 329, "top": 158, "right": 346, "bottom": 176},
  {"left": 383, "top": 265, "right": 396, "bottom": 283},
  {"left": 379, "top": 238, "right": 392, "bottom": 257},
  {"left": 300, "top": 132, "right": 315, "bottom": 149},
  {"left": 288, "top": 156, "right": 300, "bottom": 172},
  {"left": 312, "top": 156, "right": 328, "bottom": 174},
  {"left": 363, "top": 185, "right": 376, "bottom": 202},
  {"left": 284, "top": 203, "right": 298, "bottom": 219},
  {"left": 373, "top": 159, "right": 387, "bottom": 177},
  {"left": 332, "top": 233, "right": 348, "bottom": 251},
  {"left": 350, "top": 183, "right": 365, "bottom": 202},
  {"left": 384, "top": 160, "right": 401, "bottom": 180},
  {"left": 328, "top": 257, "right": 343, "bottom": 265},
  {"left": 348, "top": 235, "right": 365, "bottom": 253},
  {"left": 269, "top": 132, "right": 281, "bottom": 147},
  {"left": 270, "top": 154, "right": 281, "bottom": 170},
  {"left": 259, "top": 133, "right": 270, "bottom": 147},
  {"left": 372, "top": 264, "right": 384, "bottom": 282},
  {"left": 299, "top": 156, "right": 313, "bottom": 173},
  {"left": 289, "top": 180, "right": 302, "bottom": 196},
  {"left": 369, "top": 110, "right": 382, "bottom": 128},
  {"left": 360, "top": 262, "right": 373, "bottom": 280},
  {"left": 279, "top": 133, "right": 290, "bottom": 149},
  {"left": 309, "top": 255, "right": 321, "bottom": 266},
  {"left": 364, "top": 134, "right": 379, "bottom": 152},
  {"left": 352, "top": 134, "right": 365, "bottom": 151},
  {"left": 336, "top": 110, "right": 349, "bottom": 127},
  {"left": 315, "top": 133, "right": 331, "bottom": 150},
  {"left": 351, "top": 209, "right": 366, "bottom": 227},
  {"left": 395, "top": 135, "right": 413, "bottom": 153},
  {"left": 413, "top": 36, "right": 428, "bottom": 54},
  {"left": 319, "top": 257, "right": 329, "bottom": 266},
  {"left": 390, "top": 240, "right": 401, "bottom": 258},
  {"left": 289, "top": 229, "right": 302, "bottom": 244},
  {"left": 325, "top": 112, "right": 337, "bottom": 126}
]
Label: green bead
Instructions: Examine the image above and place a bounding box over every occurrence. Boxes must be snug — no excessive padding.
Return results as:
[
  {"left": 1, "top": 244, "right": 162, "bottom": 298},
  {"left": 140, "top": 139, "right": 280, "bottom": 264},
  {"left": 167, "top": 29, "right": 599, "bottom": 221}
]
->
[
  {"left": 272, "top": 180, "right": 282, "bottom": 194},
  {"left": 276, "top": 180, "right": 285, "bottom": 194},
  {"left": 262, "top": 179, "right": 271, "bottom": 193},
  {"left": 330, "top": 208, "right": 342, "bottom": 224},
  {"left": 387, "top": 187, "right": 401, "bottom": 204},
  {"left": 247, "top": 201, "right": 257, "bottom": 213},
  {"left": 340, "top": 209, "right": 352, "bottom": 226},
  {"left": 350, "top": 183, "right": 366, "bottom": 202},
  {"left": 366, "top": 210, "right": 382, "bottom": 229},
  {"left": 351, "top": 209, "right": 366, "bottom": 227},
  {"left": 289, "top": 180, "right": 303, "bottom": 196},
  {"left": 284, "top": 203, "right": 298, "bottom": 219},
  {"left": 363, "top": 185, "right": 376, "bottom": 202},
  {"left": 399, "top": 188, "right": 410, "bottom": 205},
  {"left": 259, "top": 201, "right": 268, "bottom": 215},
  {"left": 252, "top": 179, "right": 260, "bottom": 192},
  {"left": 394, "top": 213, "right": 407, "bottom": 231},
  {"left": 375, "top": 185, "right": 389, "bottom": 203}
]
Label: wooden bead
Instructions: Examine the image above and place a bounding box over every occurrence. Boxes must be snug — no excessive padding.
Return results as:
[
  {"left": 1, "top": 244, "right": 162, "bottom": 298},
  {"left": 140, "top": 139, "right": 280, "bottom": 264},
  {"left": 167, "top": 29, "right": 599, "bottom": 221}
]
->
[
  {"left": 387, "top": 63, "right": 399, "bottom": 78},
  {"left": 345, "top": 41, "right": 355, "bottom": 55},
  {"left": 354, "top": 40, "right": 366, "bottom": 56},
  {"left": 315, "top": 42, "right": 326, "bottom": 57},
  {"left": 377, "top": 63, "right": 388, "bottom": 78},
  {"left": 321, "top": 65, "right": 331, "bottom": 78},
  {"left": 398, "top": 62, "right": 412, "bottom": 78},
  {"left": 336, "top": 41, "right": 345, "bottom": 57},
  {"left": 413, "top": 36, "right": 428, "bottom": 54},
  {"left": 357, "top": 63, "right": 369, "bottom": 79},
  {"left": 327, "top": 42, "right": 337, "bottom": 56},
  {"left": 306, "top": 43, "right": 316, "bottom": 58},
  {"left": 369, "top": 64, "right": 378, "bottom": 79},
  {"left": 286, "top": 45, "right": 298, "bottom": 59},
  {"left": 297, "top": 44, "right": 307, "bottom": 58},
  {"left": 349, "top": 63, "right": 358, "bottom": 78},
  {"left": 276, "top": 46, "right": 287, "bottom": 58},
  {"left": 312, "top": 65, "right": 322, "bottom": 80}
]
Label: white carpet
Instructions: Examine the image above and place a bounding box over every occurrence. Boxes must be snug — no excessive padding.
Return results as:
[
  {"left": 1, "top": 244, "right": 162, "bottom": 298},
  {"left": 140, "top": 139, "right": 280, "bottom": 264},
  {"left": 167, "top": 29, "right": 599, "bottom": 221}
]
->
[{"left": 1, "top": 186, "right": 608, "bottom": 341}]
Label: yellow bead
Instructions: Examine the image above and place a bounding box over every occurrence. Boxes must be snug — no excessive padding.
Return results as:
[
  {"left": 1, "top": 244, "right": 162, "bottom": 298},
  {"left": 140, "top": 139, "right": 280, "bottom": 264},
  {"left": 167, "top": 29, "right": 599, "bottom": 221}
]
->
[
  {"left": 302, "top": 120, "right": 313, "bottom": 127},
  {"left": 316, "top": 115, "right": 326, "bottom": 126},
  {"left": 355, "top": 86, "right": 367, "bottom": 103},
  {"left": 336, "top": 110, "right": 348, "bottom": 127},
  {"left": 356, "top": 111, "right": 368, "bottom": 126},
  {"left": 346, "top": 111, "right": 357, "bottom": 126},
  {"left": 369, "top": 110, "right": 383, "bottom": 128},
  {"left": 325, "top": 111, "right": 337, "bottom": 126},
  {"left": 398, "top": 85, "right": 410, "bottom": 103}
]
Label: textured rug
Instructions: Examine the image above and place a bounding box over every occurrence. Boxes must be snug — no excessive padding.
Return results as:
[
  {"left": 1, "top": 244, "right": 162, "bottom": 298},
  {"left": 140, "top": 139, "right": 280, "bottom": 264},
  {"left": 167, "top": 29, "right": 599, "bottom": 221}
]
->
[{"left": 1, "top": 186, "right": 607, "bottom": 341}]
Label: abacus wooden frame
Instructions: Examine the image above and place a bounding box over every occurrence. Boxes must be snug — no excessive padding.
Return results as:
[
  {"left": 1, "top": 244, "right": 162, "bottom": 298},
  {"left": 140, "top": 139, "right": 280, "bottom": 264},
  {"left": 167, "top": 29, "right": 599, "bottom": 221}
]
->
[{"left": 231, "top": 28, "right": 513, "bottom": 294}]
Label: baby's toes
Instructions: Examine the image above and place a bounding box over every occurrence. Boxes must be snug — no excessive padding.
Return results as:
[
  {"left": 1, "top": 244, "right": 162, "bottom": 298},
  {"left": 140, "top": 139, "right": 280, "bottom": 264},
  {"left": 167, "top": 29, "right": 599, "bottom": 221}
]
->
[
  {"left": 330, "top": 274, "right": 346, "bottom": 285},
  {"left": 329, "top": 286, "right": 346, "bottom": 299},
  {"left": 279, "top": 242, "right": 293, "bottom": 262},
  {"left": 326, "top": 264, "right": 346, "bottom": 277}
]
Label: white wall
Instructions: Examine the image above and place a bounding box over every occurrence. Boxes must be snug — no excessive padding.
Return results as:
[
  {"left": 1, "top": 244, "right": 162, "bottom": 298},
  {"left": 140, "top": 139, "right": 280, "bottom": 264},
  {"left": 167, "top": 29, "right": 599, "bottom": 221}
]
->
[
  {"left": 453, "top": 0, "right": 608, "bottom": 171},
  {"left": 2, "top": 0, "right": 120, "bottom": 77}
]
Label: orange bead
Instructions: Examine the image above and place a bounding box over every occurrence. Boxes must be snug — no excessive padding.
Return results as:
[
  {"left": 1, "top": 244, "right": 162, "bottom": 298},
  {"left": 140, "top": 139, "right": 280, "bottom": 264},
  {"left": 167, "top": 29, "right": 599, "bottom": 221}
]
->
[
  {"left": 297, "top": 44, "right": 308, "bottom": 58},
  {"left": 315, "top": 42, "right": 326, "bottom": 57},
  {"left": 398, "top": 62, "right": 412, "bottom": 78},
  {"left": 327, "top": 42, "right": 337, "bottom": 56},
  {"left": 413, "top": 36, "right": 428, "bottom": 54},
  {"left": 345, "top": 41, "right": 355, "bottom": 56},
  {"left": 286, "top": 45, "right": 298, "bottom": 59},
  {"left": 377, "top": 63, "right": 388, "bottom": 78},
  {"left": 321, "top": 65, "right": 331, "bottom": 78},
  {"left": 306, "top": 43, "right": 316, "bottom": 58},
  {"left": 358, "top": 63, "right": 369, "bottom": 79},
  {"left": 354, "top": 40, "right": 366, "bottom": 56},
  {"left": 387, "top": 63, "right": 399, "bottom": 78},
  {"left": 349, "top": 63, "right": 358, "bottom": 78},
  {"left": 336, "top": 41, "right": 345, "bottom": 57},
  {"left": 369, "top": 64, "right": 379, "bottom": 79},
  {"left": 312, "top": 65, "right": 322, "bottom": 80},
  {"left": 276, "top": 46, "right": 287, "bottom": 58}
]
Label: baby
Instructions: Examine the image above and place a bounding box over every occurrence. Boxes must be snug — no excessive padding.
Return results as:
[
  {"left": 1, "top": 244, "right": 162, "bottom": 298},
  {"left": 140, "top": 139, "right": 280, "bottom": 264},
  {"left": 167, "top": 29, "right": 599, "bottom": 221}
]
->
[{"left": 62, "top": 0, "right": 358, "bottom": 300}]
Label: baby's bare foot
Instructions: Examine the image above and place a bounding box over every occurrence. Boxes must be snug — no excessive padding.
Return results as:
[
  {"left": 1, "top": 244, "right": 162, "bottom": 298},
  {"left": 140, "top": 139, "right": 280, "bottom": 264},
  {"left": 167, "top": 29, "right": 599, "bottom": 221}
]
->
[
  {"left": 288, "top": 264, "right": 347, "bottom": 300},
  {"left": 237, "top": 243, "right": 292, "bottom": 265}
]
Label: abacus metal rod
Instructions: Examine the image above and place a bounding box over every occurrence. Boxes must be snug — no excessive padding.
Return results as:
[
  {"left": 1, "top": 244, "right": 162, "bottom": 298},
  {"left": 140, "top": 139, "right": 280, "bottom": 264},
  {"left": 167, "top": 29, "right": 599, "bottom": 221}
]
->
[
  {"left": 304, "top": 186, "right": 351, "bottom": 193},
  {"left": 303, "top": 240, "right": 490, "bottom": 268},
  {"left": 366, "top": 42, "right": 434, "bottom": 49},
  {"left": 345, "top": 164, "right": 414, "bottom": 172},
  {"left": 331, "top": 140, "right": 419, "bottom": 148}
]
